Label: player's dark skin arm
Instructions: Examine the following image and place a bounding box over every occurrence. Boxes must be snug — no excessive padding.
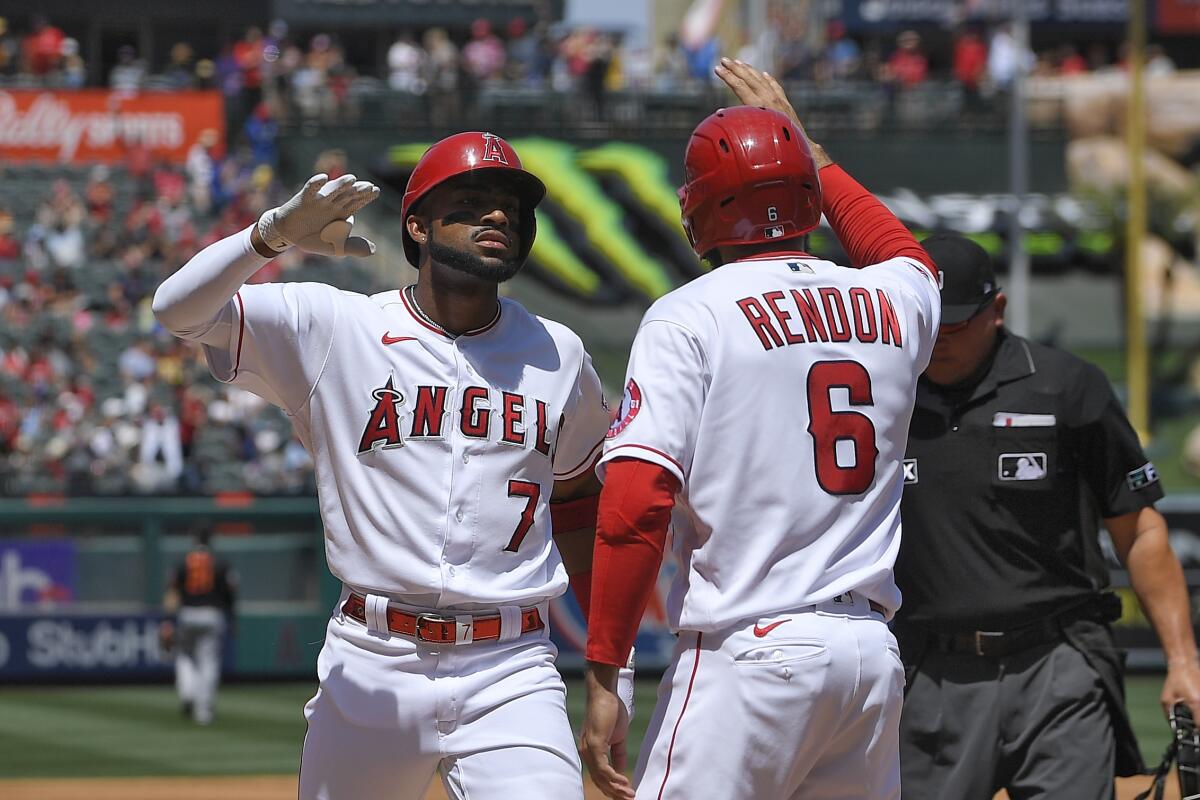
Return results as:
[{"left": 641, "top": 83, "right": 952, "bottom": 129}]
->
[
  {"left": 552, "top": 470, "right": 602, "bottom": 576},
  {"left": 1107, "top": 506, "right": 1200, "bottom": 716}
]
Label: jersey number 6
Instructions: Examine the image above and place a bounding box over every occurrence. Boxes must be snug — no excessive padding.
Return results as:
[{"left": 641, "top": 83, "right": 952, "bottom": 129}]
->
[
  {"left": 806, "top": 360, "right": 878, "bottom": 495},
  {"left": 504, "top": 479, "right": 541, "bottom": 552}
]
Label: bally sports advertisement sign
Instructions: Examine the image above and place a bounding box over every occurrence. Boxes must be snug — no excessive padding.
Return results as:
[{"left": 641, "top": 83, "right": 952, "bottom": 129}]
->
[{"left": 0, "top": 90, "right": 223, "bottom": 164}]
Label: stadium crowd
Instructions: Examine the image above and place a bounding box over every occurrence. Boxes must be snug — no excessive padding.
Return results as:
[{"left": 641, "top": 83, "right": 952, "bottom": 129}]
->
[
  {"left": 0, "top": 140, "right": 386, "bottom": 496},
  {"left": 0, "top": 14, "right": 1174, "bottom": 128}
]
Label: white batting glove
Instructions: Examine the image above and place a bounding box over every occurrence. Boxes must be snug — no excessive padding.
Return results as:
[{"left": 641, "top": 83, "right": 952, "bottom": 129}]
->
[
  {"left": 614, "top": 648, "right": 636, "bottom": 742},
  {"left": 257, "top": 173, "right": 380, "bottom": 257}
]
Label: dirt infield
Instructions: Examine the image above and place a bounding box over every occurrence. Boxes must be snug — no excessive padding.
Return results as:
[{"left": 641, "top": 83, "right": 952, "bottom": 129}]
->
[{"left": 0, "top": 775, "right": 1178, "bottom": 799}]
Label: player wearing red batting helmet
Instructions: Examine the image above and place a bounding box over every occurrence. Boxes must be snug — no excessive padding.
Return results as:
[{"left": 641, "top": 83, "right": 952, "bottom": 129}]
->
[
  {"left": 154, "top": 129, "right": 612, "bottom": 799},
  {"left": 401, "top": 131, "right": 545, "bottom": 274},
  {"left": 581, "top": 61, "right": 940, "bottom": 800},
  {"left": 679, "top": 106, "right": 822, "bottom": 263}
]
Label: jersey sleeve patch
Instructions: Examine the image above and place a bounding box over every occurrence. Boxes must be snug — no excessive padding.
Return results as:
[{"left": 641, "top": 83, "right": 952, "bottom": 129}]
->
[
  {"left": 606, "top": 379, "right": 643, "bottom": 439},
  {"left": 1126, "top": 462, "right": 1160, "bottom": 491}
]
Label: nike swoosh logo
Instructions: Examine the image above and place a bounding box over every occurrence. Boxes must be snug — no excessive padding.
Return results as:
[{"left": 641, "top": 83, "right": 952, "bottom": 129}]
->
[
  {"left": 753, "top": 619, "right": 791, "bottom": 638},
  {"left": 381, "top": 333, "right": 418, "bottom": 345}
]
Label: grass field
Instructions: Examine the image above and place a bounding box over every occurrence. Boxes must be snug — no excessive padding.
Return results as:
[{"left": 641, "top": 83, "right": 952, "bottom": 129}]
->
[{"left": 0, "top": 675, "right": 1179, "bottom": 779}]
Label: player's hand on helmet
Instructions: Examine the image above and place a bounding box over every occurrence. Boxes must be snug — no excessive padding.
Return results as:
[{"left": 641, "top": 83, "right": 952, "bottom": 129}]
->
[
  {"left": 258, "top": 173, "right": 381, "bottom": 258},
  {"left": 581, "top": 662, "right": 635, "bottom": 800},
  {"left": 714, "top": 57, "right": 834, "bottom": 169}
]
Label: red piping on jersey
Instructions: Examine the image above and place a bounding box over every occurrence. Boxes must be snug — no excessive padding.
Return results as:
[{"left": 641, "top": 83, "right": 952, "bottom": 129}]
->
[
  {"left": 554, "top": 438, "right": 604, "bottom": 480},
  {"left": 232, "top": 290, "right": 246, "bottom": 380},
  {"left": 604, "top": 443, "right": 685, "bottom": 475},
  {"left": 399, "top": 286, "right": 502, "bottom": 338},
  {"left": 658, "top": 633, "right": 703, "bottom": 800}
]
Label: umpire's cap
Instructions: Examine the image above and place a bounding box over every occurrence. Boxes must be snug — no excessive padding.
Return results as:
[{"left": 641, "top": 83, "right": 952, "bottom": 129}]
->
[{"left": 922, "top": 234, "right": 999, "bottom": 325}]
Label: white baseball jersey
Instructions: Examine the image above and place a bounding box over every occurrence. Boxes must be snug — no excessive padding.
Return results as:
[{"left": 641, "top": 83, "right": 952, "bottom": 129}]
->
[
  {"left": 202, "top": 282, "right": 609, "bottom": 608},
  {"left": 598, "top": 254, "right": 940, "bottom": 632}
]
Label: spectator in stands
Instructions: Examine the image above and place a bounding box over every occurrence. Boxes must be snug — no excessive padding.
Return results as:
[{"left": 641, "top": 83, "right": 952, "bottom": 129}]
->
[
  {"left": 136, "top": 402, "right": 183, "bottom": 492},
  {"left": 45, "top": 207, "right": 85, "bottom": 270},
  {"left": 1057, "top": 44, "right": 1089, "bottom": 75},
  {"left": 653, "top": 34, "right": 688, "bottom": 91},
  {"left": 164, "top": 42, "right": 197, "bottom": 89},
  {"left": 953, "top": 26, "right": 988, "bottom": 94},
  {"left": 234, "top": 27, "right": 266, "bottom": 117},
  {"left": 109, "top": 45, "right": 146, "bottom": 91},
  {"left": 422, "top": 27, "right": 462, "bottom": 128},
  {"left": 463, "top": 18, "right": 506, "bottom": 84},
  {"left": 59, "top": 37, "right": 85, "bottom": 88},
  {"left": 292, "top": 34, "right": 338, "bottom": 123},
  {"left": 86, "top": 165, "right": 115, "bottom": 223},
  {"left": 0, "top": 208, "right": 19, "bottom": 260},
  {"left": 883, "top": 29, "right": 928, "bottom": 87},
  {"left": 186, "top": 129, "right": 221, "bottom": 217},
  {"left": 988, "top": 23, "right": 1029, "bottom": 90},
  {"left": 823, "top": 20, "right": 861, "bottom": 81},
  {"left": 118, "top": 341, "right": 156, "bottom": 382},
  {"left": 1147, "top": 44, "right": 1177, "bottom": 76},
  {"left": 0, "top": 18, "right": 17, "bottom": 76},
  {"left": 504, "top": 17, "right": 539, "bottom": 85},
  {"left": 387, "top": 30, "right": 426, "bottom": 93},
  {"left": 194, "top": 58, "right": 217, "bottom": 90},
  {"left": 244, "top": 103, "right": 279, "bottom": 168},
  {"left": 21, "top": 15, "right": 63, "bottom": 76}
]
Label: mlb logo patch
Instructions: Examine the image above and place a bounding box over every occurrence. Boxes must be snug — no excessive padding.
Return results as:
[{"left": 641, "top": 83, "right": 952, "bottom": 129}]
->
[
  {"left": 998, "top": 453, "right": 1047, "bottom": 481},
  {"left": 764, "top": 225, "right": 785, "bottom": 239},
  {"left": 1127, "top": 462, "right": 1159, "bottom": 491},
  {"left": 902, "top": 459, "right": 918, "bottom": 484}
]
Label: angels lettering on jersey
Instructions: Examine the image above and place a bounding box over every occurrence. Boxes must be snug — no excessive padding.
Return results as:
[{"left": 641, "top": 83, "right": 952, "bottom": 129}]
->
[{"left": 358, "top": 376, "right": 555, "bottom": 458}]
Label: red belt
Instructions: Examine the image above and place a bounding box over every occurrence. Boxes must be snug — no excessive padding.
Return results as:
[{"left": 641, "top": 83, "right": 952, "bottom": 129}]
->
[{"left": 341, "top": 593, "right": 544, "bottom": 644}]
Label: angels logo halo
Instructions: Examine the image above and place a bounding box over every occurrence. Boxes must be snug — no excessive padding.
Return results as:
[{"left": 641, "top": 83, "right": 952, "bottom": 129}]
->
[
  {"left": 606, "top": 378, "right": 642, "bottom": 438},
  {"left": 481, "top": 133, "right": 510, "bottom": 164}
]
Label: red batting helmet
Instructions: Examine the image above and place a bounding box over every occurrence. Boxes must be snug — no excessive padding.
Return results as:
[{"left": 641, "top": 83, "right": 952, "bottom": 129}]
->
[
  {"left": 401, "top": 131, "right": 546, "bottom": 265},
  {"left": 679, "top": 107, "right": 821, "bottom": 259}
]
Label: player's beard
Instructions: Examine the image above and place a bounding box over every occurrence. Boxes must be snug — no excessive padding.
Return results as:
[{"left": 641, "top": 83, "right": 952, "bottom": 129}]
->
[{"left": 428, "top": 229, "right": 523, "bottom": 284}]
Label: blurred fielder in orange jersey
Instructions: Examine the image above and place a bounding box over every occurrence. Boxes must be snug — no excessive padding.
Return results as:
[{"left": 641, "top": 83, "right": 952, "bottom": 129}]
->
[{"left": 579, "top": 59, "right": 942, "bottom": 800}]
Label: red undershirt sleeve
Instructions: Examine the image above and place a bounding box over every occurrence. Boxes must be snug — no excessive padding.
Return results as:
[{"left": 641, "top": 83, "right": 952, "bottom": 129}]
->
[
  {"left": 819, "top": 164, "right": 937, "bottom": 280},
  {"left": 569, "top": 571, "right": 592, "bottom": 622},
  {"left": 585, "top": 457, "right": 680, "bottom": 667}
]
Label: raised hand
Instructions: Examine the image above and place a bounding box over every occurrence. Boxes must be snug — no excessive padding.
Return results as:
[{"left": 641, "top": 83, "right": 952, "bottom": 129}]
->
[
  {"left": 714, "top": 57, "right": 833, "bottom": 168},
  {"left": 258, "top": 173, "right": 381, "bottom": 257}
]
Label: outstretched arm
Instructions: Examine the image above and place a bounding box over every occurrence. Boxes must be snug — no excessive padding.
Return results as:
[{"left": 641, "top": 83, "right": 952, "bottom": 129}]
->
[
  {"left": 715, "top": 58, "right": 935, "bottom": 275},
  {"left": 153, "top": 174, "right": 379, "bottom": 343}
]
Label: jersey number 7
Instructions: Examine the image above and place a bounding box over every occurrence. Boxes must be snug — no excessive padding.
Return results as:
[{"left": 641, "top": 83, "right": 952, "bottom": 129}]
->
[
  {"left": 806, "top": 360, "right": 878, "bottom": 495},
  {"left": 504, "top": 479, "right": 541, "bottom": 552}
]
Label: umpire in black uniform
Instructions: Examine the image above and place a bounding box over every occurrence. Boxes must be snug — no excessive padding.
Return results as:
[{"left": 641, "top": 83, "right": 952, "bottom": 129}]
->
[{"left": 894, "top": 234, "right": 1200, "bottom": 799}]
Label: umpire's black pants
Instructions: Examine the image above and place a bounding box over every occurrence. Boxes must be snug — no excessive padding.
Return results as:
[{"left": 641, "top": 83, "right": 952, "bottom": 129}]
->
[{"left": 899, "top": 639, "right": 1114, "bottom": 800}]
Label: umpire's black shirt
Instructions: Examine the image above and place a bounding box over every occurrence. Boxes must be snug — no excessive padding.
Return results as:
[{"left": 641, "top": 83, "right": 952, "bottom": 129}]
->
[{"left": 895, "top": 329, "right": 1164, "bottom": 631}]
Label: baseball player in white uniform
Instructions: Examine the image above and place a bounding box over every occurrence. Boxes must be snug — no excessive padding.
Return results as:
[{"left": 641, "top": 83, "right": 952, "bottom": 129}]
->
[
  {"left": 153, "top": 132, "right": 616, "bottom": 799},
  {"left": 580, "top": 61, "right": 941, "bottom": 800}
]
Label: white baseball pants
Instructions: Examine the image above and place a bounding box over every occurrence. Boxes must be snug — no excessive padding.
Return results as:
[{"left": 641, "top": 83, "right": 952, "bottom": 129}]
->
[
  {"left": 635, "top": 593, "right": 903, "bottom": 800},
  {"left": 298, "top": 599, "right": 582, "bottom": 800}
]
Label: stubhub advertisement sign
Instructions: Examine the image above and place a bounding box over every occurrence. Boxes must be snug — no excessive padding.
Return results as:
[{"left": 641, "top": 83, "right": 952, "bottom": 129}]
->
[
  {"left": 0, "top": 539, "right": 76, "bottom": 608},
  {"left": 0, "top": 614, "right": 173, "bottom": 679}
]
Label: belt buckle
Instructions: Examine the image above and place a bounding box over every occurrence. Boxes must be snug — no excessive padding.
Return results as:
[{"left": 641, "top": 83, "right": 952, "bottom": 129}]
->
[
  {"left": 415, "top": 612, "right": 456, "bottom": 644},
  {"left": 974, "top": 630, "right": 1004, "bottom": 656}
]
